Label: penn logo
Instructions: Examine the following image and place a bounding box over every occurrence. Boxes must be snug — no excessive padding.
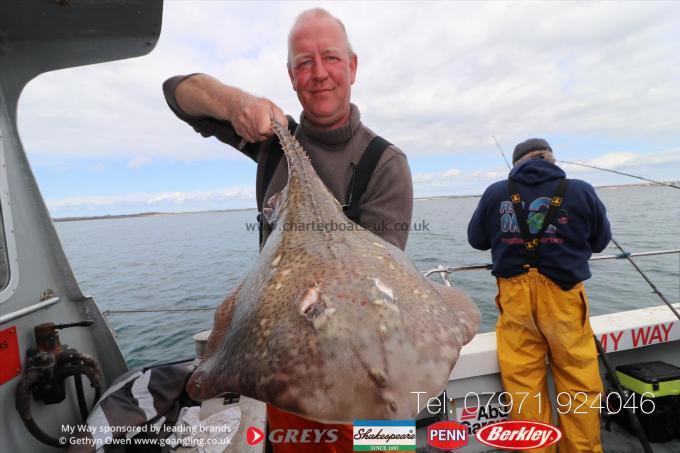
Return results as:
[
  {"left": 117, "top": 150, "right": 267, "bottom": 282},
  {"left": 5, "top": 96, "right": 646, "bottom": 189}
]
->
[
  {"left": 427, "top": 421, "right": 468, "bottom": 450},
  {"left": 475, "top": 420, "right": 561, "bottom": 450}
]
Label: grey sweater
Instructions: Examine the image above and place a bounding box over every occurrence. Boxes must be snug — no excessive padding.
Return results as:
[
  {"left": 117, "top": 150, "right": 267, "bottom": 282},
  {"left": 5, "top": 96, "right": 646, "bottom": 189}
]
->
[{"left": 163, "top": 75, "right": 413, "bottom": 250}]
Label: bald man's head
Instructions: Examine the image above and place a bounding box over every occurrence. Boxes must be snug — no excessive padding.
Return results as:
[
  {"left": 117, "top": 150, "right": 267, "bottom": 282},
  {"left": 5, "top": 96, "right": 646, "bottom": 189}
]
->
[
  {"left": 287, "top": 8, "right": 354, "bottom": 66},
  {"left": 286, "top": 8, "right": 358, "bottom": 129}
]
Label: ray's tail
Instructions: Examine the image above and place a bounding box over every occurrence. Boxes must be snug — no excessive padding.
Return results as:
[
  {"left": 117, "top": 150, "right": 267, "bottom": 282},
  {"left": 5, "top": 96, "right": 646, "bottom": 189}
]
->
[{"left": 271, "top": 120, "right": 314, "bottom": 182}]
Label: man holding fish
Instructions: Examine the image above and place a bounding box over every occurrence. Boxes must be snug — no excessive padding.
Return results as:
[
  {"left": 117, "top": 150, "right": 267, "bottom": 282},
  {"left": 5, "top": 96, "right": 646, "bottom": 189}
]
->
[
  {"left": 164, "top": 8, "right": 413, "bottom": 252},
  {"left": 164, "top": 8, "right": 415, "bottom": 453}
]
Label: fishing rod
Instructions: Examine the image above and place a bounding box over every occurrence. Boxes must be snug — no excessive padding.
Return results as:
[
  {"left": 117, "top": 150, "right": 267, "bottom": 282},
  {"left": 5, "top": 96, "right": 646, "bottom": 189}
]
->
[
  {"left": 492, "top": 136, "right": 511, "bottom": 170},
  {"left": 610, "top": 239, "right": 680, "bottom": 322},
  {"left": 559, "top": 160, "right": 680, "bottom": 190}
]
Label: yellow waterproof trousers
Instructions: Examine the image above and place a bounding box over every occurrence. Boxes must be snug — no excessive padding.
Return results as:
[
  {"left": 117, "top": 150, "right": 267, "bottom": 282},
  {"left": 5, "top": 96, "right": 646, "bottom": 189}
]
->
[{"left": 496, "top": 269, "right": 603, "bottom": 453}]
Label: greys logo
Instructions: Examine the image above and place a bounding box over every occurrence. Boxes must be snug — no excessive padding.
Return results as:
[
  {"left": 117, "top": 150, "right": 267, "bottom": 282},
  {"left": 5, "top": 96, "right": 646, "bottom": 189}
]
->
[{"left": 269, "top": 428, "right": 339, "bottom": 444}]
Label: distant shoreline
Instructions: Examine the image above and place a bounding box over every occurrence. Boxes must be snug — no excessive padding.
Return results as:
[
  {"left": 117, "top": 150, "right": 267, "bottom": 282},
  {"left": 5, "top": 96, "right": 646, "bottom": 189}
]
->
[
  {"left": 52, "top": 181, "right": 676, "bottom": 223},
  {"left": 52, "top": 208, "right": 256, "bottom": 223}
]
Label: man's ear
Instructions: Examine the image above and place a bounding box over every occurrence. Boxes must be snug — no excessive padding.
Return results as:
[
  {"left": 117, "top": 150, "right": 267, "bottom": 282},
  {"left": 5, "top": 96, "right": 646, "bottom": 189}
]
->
[
  {"left": 349, "top": 53, "right": 358, "bottom": 84},
  {"left": 287, "top": 63, "right": 296, "bottom": 91}
]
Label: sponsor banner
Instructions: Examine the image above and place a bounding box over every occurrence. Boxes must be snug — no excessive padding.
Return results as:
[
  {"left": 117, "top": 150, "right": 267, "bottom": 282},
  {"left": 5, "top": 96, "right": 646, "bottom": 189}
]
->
[
  {"left": 475, "top": 420, "right": 561, "bottom": 450},
  {"left": 353, "top": 420, "right": 416, "bottom": 451},
  {"left": 427, "top": 420, "right": 468, "bottom": 451}
]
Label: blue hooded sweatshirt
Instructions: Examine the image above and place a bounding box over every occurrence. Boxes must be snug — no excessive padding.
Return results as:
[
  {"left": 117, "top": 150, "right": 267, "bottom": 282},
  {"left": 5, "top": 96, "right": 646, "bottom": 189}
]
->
[{"left": 467, "top": 159, "right": 611, "bottom": 288}]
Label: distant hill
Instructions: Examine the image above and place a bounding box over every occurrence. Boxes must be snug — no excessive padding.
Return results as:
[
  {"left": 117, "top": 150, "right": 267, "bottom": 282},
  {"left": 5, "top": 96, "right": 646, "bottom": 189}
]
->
[
  {"left": 53, "top": 208, "right": 256, "bottom": 223},
  {"left": 53, "top": 212, "right": 164, "bottom": 222}
]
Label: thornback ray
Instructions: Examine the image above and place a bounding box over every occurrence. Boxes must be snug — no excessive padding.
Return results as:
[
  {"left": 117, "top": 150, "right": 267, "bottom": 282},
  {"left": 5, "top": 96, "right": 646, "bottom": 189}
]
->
[{"left": 186, "top": 121, "right": 480, "bottom": 423}]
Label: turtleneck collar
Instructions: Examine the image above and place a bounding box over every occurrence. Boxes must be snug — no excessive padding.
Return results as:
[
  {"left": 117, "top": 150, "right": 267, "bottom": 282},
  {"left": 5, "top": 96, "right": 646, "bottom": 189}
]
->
[{"left": 299, "top": 103, "right": 361, "bottom": 146}]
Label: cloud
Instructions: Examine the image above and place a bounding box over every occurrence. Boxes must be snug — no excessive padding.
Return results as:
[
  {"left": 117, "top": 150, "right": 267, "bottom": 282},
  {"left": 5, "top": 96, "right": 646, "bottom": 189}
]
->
[
  {"left": 412, "top": 173, "right": 434, "bottom": 184},
  {"left": 412, "top": 167, "right": 477, "bottom": 197},
  {"left": 13, "top": 1, "right": 680, "bottom": 216},
  {"left": 17, "top": 2, "right": 680, "bottom": 162},
  {"left": 146, "top": 188, "right": 253, "bottom": 204},
  {"left": 127, "top": 157, "right": 153, "bottom": 169},
  {"left": 443, "top": 169, "right": 461, "bottom": 178},
  {"left": 588, "top": 152, "right": 638, "bottom": 169},
  {"left": 89, "top": 163, "right": 106, "bottom": 173},
  {"left": 46, "top": 187, "right": 256, "bottom": 217},
  {"left": 644, "top": 150, "right": 680, "bottom": 166},
  {"left": 561, "top": 149, "right": 680, "bottom": 173}
]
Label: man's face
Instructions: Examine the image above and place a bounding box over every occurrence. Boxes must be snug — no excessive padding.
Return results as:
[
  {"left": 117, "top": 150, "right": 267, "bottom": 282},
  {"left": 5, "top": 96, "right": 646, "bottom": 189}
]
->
[{"left": 288, "top": 16, "right": 357, "bottom": 130}]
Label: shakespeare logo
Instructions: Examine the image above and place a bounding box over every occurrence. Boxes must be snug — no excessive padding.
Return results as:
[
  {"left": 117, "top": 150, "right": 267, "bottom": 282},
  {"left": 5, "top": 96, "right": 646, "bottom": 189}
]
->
[{"left": 353, "top": 420, "right": 416, "bottom": 451}]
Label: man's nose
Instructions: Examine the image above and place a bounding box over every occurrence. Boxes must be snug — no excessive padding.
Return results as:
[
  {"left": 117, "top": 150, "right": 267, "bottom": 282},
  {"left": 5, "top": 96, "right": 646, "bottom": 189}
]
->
[{"left": 311, "top": 56, "right": 329, "bottom": 80}]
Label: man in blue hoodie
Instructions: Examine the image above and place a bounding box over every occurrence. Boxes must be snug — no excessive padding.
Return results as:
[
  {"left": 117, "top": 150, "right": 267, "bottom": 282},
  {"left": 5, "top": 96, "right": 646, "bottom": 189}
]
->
[{"left": 468, "top": 138, "right": 611, "bottom": 453}]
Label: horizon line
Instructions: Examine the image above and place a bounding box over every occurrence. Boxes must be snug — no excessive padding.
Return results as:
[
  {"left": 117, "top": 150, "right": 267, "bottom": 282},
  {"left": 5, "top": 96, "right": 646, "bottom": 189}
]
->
[{"left": 51, "top": 180, "right": 673, "bottom": 223}]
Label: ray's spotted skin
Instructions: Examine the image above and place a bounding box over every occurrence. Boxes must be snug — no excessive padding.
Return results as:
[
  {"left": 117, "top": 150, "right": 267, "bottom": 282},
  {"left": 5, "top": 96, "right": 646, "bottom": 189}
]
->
[{"left": 187, "top": 120, "right": 480, "bottom": 423}]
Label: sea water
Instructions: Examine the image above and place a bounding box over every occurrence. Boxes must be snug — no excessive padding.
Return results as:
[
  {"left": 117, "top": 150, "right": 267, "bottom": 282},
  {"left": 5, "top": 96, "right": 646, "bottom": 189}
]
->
[{"left": 55, "top": 185, "right": 679, "bottom": 367}]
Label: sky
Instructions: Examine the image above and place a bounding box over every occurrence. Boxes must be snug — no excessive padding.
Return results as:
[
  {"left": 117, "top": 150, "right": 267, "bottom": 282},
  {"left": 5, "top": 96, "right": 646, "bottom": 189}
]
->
[{"left": 17, "top": 1, "right": 680, "bottom": 218}]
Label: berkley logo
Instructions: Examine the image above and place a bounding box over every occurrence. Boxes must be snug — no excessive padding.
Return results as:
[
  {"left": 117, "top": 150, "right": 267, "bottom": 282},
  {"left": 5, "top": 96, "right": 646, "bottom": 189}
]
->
[
  {"left": 475, "top": 420, "right": 561, "bottom": 450},
  {"left": 427, "top": 421, "right": 468, "bottom": 450}
]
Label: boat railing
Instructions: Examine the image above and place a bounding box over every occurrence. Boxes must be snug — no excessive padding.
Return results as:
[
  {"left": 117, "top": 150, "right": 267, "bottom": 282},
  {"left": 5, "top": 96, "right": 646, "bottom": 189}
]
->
[
  {"left": 100, "top": 248, "right": 680, "bottom": 317},
  {"left": 423, "top": 248, "right": 680, "bottom": 287}
]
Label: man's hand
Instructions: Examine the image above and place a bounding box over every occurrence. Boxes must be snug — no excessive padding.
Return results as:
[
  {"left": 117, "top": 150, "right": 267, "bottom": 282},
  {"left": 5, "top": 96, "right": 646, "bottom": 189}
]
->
[
  {"left": 233, "top": 95, "right": 288, "bottom": 143},
  {"left": 174, "top": 74, "right": 288, "bottom": 143}
]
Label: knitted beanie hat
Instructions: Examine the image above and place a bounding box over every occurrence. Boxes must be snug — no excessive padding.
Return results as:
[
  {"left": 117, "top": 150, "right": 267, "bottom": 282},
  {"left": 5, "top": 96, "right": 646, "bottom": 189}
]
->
[{"left": 512, "top": 138, "right": 552, "bottom": 164}]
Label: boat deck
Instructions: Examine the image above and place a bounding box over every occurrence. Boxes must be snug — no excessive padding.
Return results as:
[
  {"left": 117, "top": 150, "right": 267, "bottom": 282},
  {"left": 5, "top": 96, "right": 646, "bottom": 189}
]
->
[{"left": 601, "top": 420, "right": 680, "bottom": 453}]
